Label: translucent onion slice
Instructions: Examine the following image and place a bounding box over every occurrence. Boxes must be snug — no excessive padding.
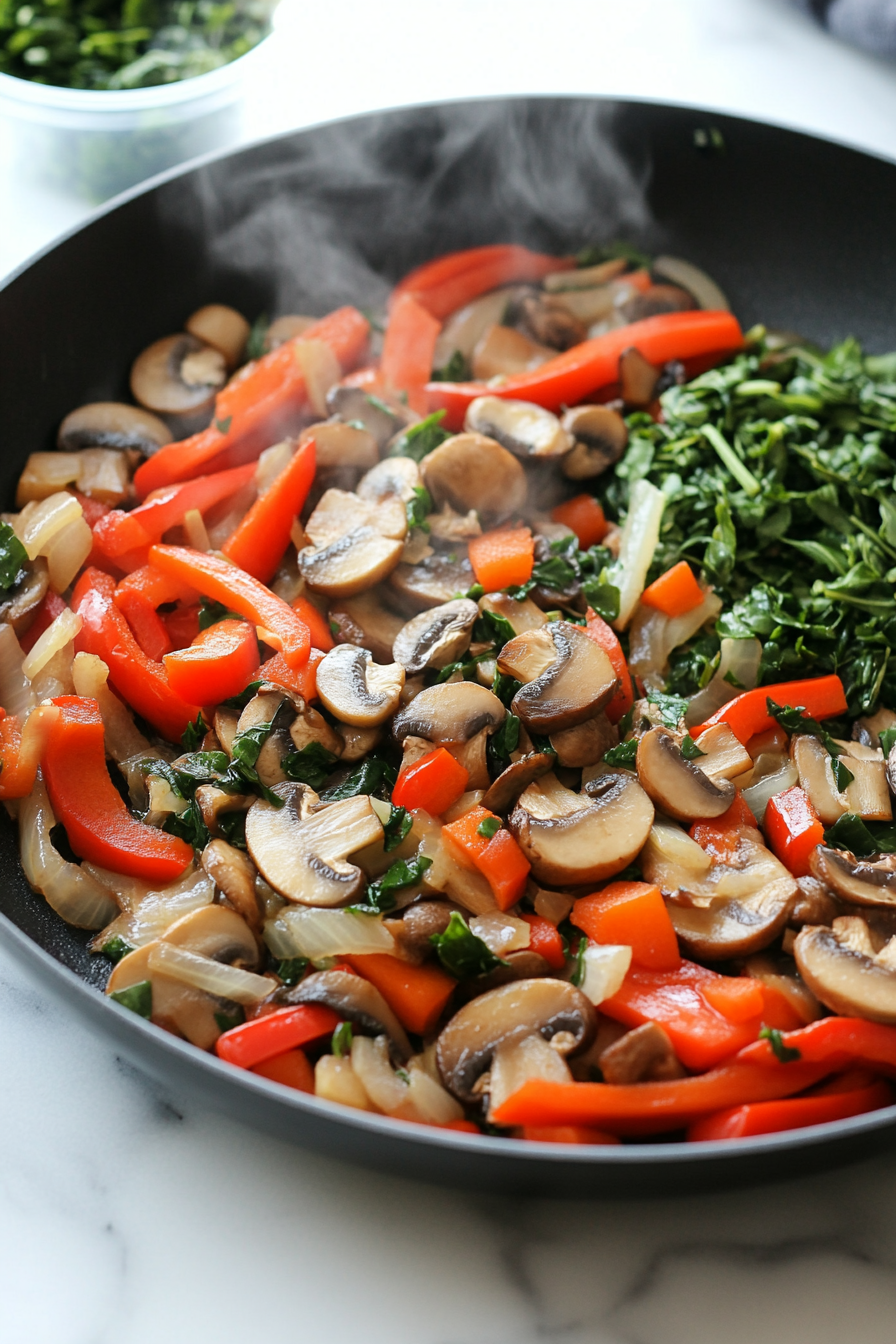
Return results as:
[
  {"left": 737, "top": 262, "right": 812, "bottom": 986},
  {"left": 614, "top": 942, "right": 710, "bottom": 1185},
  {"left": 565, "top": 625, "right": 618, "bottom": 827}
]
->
[
  {"left": 294, "top": 340, "right": 341, "bottom": 418},
  {"left": 270, "top": 906, "right": 396, "bottom": 961},
  {"left": 0, "top": 623, "right": 35, "bottom": 719},
  {"left": 610, "top": 479, "right": 666, "bottom": 631},
  {"left": 183, "top": 508, "right": 210, "bottom": 552},
  {"left": 45, "top": 516, "right": 93, "bottom": 593},
  {"left": 19, "top": 774, "right": 119, "bottom": 929},
  {"left": 406, "top": 1060, "right": 463, "bottom": 1124},
  {"left": 686, "top": 637, "right": 762, "bottom": 727},
  {"left": 350, "top": 1035, "right": 412, "bottom": 1116},
  {"left": 146, "top": 941, "right": 271, "bottom": 1004},
  {"left": 17, "top": 491, "right": 82, "bottom": 561},
  {"left": 579, "top": 943, "right": 633, "bottom": 1006},
  {"left": 743, "top": 760, "right": 799, "bottom": 825},
  {"left": 22, "top": 608, "right": 82, "bottom": 681},
  {"left": 72, "top": 652, "right": 153, "bottom": 763},
  {"left": 469, "top": 911, "right": 531, "bottom": 956},
  {"left": 255, "top": 440, "right": 293, "bottom": 495}
]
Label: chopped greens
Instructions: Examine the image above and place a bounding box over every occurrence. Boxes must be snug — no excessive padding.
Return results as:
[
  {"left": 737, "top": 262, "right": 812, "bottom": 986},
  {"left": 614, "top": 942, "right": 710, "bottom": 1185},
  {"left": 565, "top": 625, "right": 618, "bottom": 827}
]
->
[
  {"left": 679, "top": 734, "right": 706, "bottom": 760},
  {"left": 759, "top": 1026, "right": 801, "bottom": 1063},
  {"left": 382, "top": 804, "right": 412, "bottom": 852},
  {"left": 406, "top": 486, "right": 433, "bottom": 532},
  {"left": 100, "top": 935, "right": 134, "bottom": 963},
  {"left": 431, "top": 350, "right": 470, "bottom": 382},
  {"left": 476, "top": 815, "right": 501, "bottom": 839},
  {"left": 603, "top": 739, "right": 637, "bottom": 767},
  {"left": 879, "top": 728, "right": 896, "bottom": 758},
  {"left": 181, "top": 714, "right": 206, "bottom": 752},
  {"left": 389, "top": 410, "right": 451, "bottom": 462},
  {"left": 110, "top": 979, "right": 152, "bottom": 1018},
  {"left": 646, "top": 689, "right": 690, "bottom": 729},
  {"left": 282, "top": 741, "right": 340, "bottom": 790},
  {"left": 198, "top": 598, "right": 244, "bottom": 630},
  {"left": 331, "top": 1020, "right": 354, "bottom": 1058},
  {"left": 276, "top": 957, "right": 309, "bottom": 986},
  {"left": 362, "top": 855, "right": 432, "bottom": 914},
  {"left": 318, "top": 751, "right": 398, "bottom": 802},
  {"left": 766, "top": 698, "right": 842, "bottom": 758},
  {"left": 823, "top": 813, "right": 896, "bottom": 856},
  {"left": 0, "top": 522, "right": 27, "bottom": 593},
  {"left": 430, "top": 911, "right": 505, "bottom": 979}
]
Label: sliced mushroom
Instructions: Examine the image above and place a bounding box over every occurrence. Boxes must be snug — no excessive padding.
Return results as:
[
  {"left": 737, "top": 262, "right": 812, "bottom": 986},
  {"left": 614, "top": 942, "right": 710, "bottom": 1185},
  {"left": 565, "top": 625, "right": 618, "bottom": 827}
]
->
[
  {"left": 326, "top": 386, "right": 410, "bottom": 450},
  {"left": 315, "top": 643, "right": 405, "bottom": 727},
  {"left": 853, "top": 707, "right": 896, "bottom": 749},
  {"left": 482, "top": 752, "right": 555, "bottom": 814},
  {"left": 283, "top": 968, "right": 412, "bottom": 1061},
  {"left": 76, "top": 448, "right": 130, "bottom": 506},
  {"left": 185, "top": 304, "right": 250, "bottom": 368},
  {"left": 791, "top": 875, "right": 841, "bottom": 928},
  {"left": 236, "top": 687, "right": 300, "bottom": 787},
  {"left": 393, "top": 681, "right": 505, "bottom": 745},
  {"left": 299, "top": 526, "right": 404, "bottom": 598},
  {"left": 743, "top": 952, "right": 822, "bottom": 1025},
  {"left": 791, "top": 734, "right": 846, "bottom": 825},
  {"left": 436, "top": 978, "right": 596, "bottom": 1103},
  {"left": 618, "top": 284, "right": 695, "bottom": 323},
  {"left": 200, "top": 839, "right": 263, "bottom": 933},
  {"left": 421, "top": 433, "right": 527, "bottom": 520},
  {"left": 515, "top": 292, "right": 587, "bottom": 350},
  {"left": 288, "top": 699, "right": 344, "bottom": 757},
  {"left": 392, "top": 599, "right": 479, "bottom": 674},
  {"left": 0, "top": 558, "right": 49, "bottom": 634},
  {"left": 357, "top": 456, "right": 421, "bottom": 505},
  {"left": 338, "top": 723, "right": 382, "bottom": 762},
  {"left": 598, "top": 1022, "right": 685, "bottom": 1085},
  {"left": 305, "top": 488, "right": 406, "bottom": 549},
  {"left": 389, "top": 550, "right": 475, "bottom": 611},
  {"left": 560, "top": 404, "right": 628, "bottom": 480},
  {"left": 509, "top": 770, "right": 654, "bottom": 885},
  {"left": 107, "top": 942, "right": 225, "bottom": 1050},
  {"left": 427, "top": 504, "right": 481, "bottom": 543},
  {"left": 245, "top": 781, "right": 383, "bottom": 907},
  {"left": 329, "top": 589, "right": 407, "bottom": 664},
  {"left": 636, "top": 727, "right": 735, "bottom": 822},
  {"left": 386, "top": 899, "right": 458, "bottom": 963},
  {"left": 641, "top": 819, "right": 798, "bottom": 915},
  {"left": 130, "top": 334, "right": 227, "bottom": 415},
  {"left": 693, "top": 722, "right": 753, "bottom": 782},
  {"left": 667, "top": 882, "right": 795, "bottom": 960},
  {"left": 809, "top": 847, "right": 896, "bottom": 908},
  {"left": 498, "top": 622, "right": 617, "bottom": 734},
  {"left": 549, "top": 712, "right": 617, "bottom": 768},
  {"left": 194, "top": 784, "right": 252, "bottom": 835},
  {"left": 433, "top": 286, "right": 523, "bottom": 367},
  {"left": 479, "top": 590, "right": 546, "bottom": 635},
  {"left": 445, "top": 727, "right": 491, "bottom": 790},
  {"left": 464, "top": 396, "right": 572, "bottom": 460},
  {"left": 213, "top": 706, "right": 239, "bottom": 757},
  {"left": 57, "top": 402, "right": 171, "bottom": 456},
  {"left": 618, "top": 346, "right": 661, "bottom": 406},
  {"left": 298, "top": 419, "right": 379, "bottom": 470},
  {"left": 794, "top": 916, "right": 896, "bottom": 1023},
  {"left": 264, "top": 314, "right": 316, "bottom": 350},
  {"left": 457, "top": 950, "right": 553, "bottom": 1001},
  {"left": 162, "top": 901, "right": 260, "bottom": 969},
  {"left": 470, "top": 324, "right": 554, "bottom": 381}
]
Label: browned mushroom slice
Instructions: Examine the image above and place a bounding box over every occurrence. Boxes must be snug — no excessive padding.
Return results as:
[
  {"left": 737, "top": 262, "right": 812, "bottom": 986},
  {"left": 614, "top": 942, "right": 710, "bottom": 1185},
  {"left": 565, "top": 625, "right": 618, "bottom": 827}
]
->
[
  {"left": 299, "top": 526, "right": 404, "bottom": 598},
  {"left": 0, "top": 558, "right": 49, "bottom": 635},
  {"left": 742, "top": 953, "right": 822, "bottom": 1025},
  {"left": 199, "top": 839, "right": 262, "bottom": 932},
  {"left": 390, "top": 551, "right": 475, "bottom": 611},
  {"left": 282, "top": 968, "right": 412, "bottom": 1061},
  {"left": 392, "top": 599, "right": 479, "bottom": 674},
  {"left": 618, "top": 346, "right": 661, "bottom": 407},
  {"left": 194, "top": 784, "right": 252, "bottom": 836},
  {"left": 326, "top": 386, "right": 410, "bottom": 450},
  {"left": 298, "top": 420, "right": 379, "bottom": 470},
  {"left": 598, "top": 1022, "right": 685, "bottom": 1084},
  {"left": 315, "top": 643, "right": 404, "bottom": 727},
  {"left": 457, "top": 950, "right": 552, "bottom": 1002},
  {"left": 560, "top": 404, "right": 628, "bottom": 480},
  {"left": 809, "top": 847, "right": 896, "bottom": 908},
  {"left": 619, "top": 284, "right": 695, "bottom": 323},
  {"left": 794, "top": 916, "right": 896, "bottom": 1023},
  {"left": 385, "top": 899, "right": 458, "bottom": 963},
  {"left": 636, "top": 727, "right": 735, "bottom": 822},
  {"left": 185, "top": 304, "right": 250, "bottom": 369},
  {"left": 515, "top": 292, "right": 587, "bottom": 350},
  {"left": 305, "top": 488, "right": 406, "bottom": 548},
  {"left": 57, "top": 402, "right": 171, "bottom": 456},
  {"left": 482, "top": 752, "right": 555, "bottom": 814},
  {"left": 75, "top": 449, "right": 130, "bottom": 506},
  {"left": 329, "top": 589, "right": 407, "bottom": 664},
  {"left": 498, "top": 622, "right": 617, "bottom": 734},
  {"left": 213, "top": 706, "right": 238, "bottom": 756},
  {"left": 549, "top": 712, "right": 616, "bottom": 768},
  {"left": 357, "top": 456, "right": 421, "bottom": 506},
  {"left": 509, "top": 770, "right": 654, "bottom": 886},
  {"left": 667, "top": 881, "right": 795, "bottom": 960},
  {"left": 464, "top": 396, "right": 573, "bottom": 460},
  {"left": 421, "top": 433, "right": 527, "bottom": 520},
  {"left": 791, "top": 875, "right": 841, "bottom": 928},
  {"left": 393, "top": 681, "right": 505, "bottom": 745},
  {"left": 470, "top": 324, "right": 554, "bottom": 381},
  {"left": 478, "top": 590, "right": 546, "bottom": 635},
  {"left": 436, "top": 978, "right": 596, "bottom": 1103},
  {"left": 130, "top": 334, "right": 227, "bottom": 415}
]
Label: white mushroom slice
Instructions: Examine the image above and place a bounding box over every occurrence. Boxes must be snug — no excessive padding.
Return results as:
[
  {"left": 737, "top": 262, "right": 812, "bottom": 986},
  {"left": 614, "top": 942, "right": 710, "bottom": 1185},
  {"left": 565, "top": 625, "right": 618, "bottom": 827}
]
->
[
  {"left": 200, "top": 840, "right": 262, "bottom": 933},
  {"left": 427, "top": 503, "right": 482, "bottom": 542},
  {"left": 305, "top": 488, "right": 407, "bottom": 549},
  {"left": 651, "top": 255, "right": 730, "bottom": 311},
  {"left": 470, "top": 324, "right": 554, "bottom": 381},
  {"left": 236, "top": 686, "right": 300, "bottom": 787},
  {"left": 693, "top": 722, "right": 753, "bottom": 782},
  {"left": 390, "top": 551, "right": 475, "bottom": 611},
  {"left": 338, "top": 723, "right": 382, "bottom": 763},
  {"left": 667, "top": 885, "right": 795, "bottom": 960},
  {"left": 498, "top": 622, "right": 617, "bottom": 734},
  {"left": 130, "top": 334, "right": 226, "bottom": 415},
  {"left": 329, "top": 589, "right": 406, "bottom": 665},
  {"left": 791, "top": 734, "right": 847, "bottom": 825},
  {"left": 794, "top": 917, "right": 896, "bottom": 1023},
  {"left": 479, "top": 591, "right": 546, "bottom": 635},
  {"left": 265, "top": 314, "right": 316, "bottom": 349},
  {"left": 560, "top": 404, "right": 628, "bottom": 480},
  {"left": 509, "top": 771, "right": 654, "bottom": 886},
  {"left": 393, "top": 680, "right": 505, "bottom": 745},
  {"left": 15, "top": 452, "right": 81, "bottom": 506},
  {"left": 421, "top": 433, "right": 527, "bottom": 520},
  {"left": 357, "top": 457, "right": 422, "bottom": 505},
  {"left": 315, "top": 643, "right": 404, "bottom": 727},
  {"left": 487, "top": 1032, "right": 572, "bottom": 1119},
  {"left": 299, "top": 526, "right": 405, "bottom": 598},
  {"left": 392, "top": 599, "right": 479, "bottom": 674},
  {"left": 57, "top": 400, "right": 170, "bottom": 456},
  {"left": 636, "top": 727, "right": 735, "bottom": 822},
  {"left": 161, "top": 902, "right": 260, "bottom": 968},
  {"left": 299, "top": 419, "right": 378, "bottom": 469},
  {"left": 809, "top": 847, "right": 896, "bottom": 908},
  {"left": 641, "top": 819, "right": 797, "bottom": 912},
  {"left": 549, "top": 713, "right": 616, "bottom": 768},
  {"left": 464, "top": 396, "right": 573, "bottom": 460},
  {"left": 245, "top": 782, "right": 383, "bottom": 907},
  {"left": 326, "top": 385, "right": 410, "bottom": 449},
  {"left": 844, "top": 756, "right": 892, "bottom": 821},
  {"left": 185, "top": 304, "right": 250, "bottom": 368}
]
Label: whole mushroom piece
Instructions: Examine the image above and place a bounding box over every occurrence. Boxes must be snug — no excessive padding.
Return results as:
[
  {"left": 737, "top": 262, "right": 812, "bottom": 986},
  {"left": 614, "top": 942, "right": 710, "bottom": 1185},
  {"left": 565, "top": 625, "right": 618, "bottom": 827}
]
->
[
  {"left": 130, "top": 333, "right": 227, "bottom": 416},
  {"left": 498, "top": 622, "right": 618, "bottom": 734},
  {"left": 636, "top": 727, "right": 735, "bottom": 822},
  {"left": 392, "top": 599, "right": 479, "bottom": 675},
  {"left": 421, "top": 433, "right": 527, "bottom": 521},
  {"left": 795, "top": 916, "right": 896, "bottom": 1024}
]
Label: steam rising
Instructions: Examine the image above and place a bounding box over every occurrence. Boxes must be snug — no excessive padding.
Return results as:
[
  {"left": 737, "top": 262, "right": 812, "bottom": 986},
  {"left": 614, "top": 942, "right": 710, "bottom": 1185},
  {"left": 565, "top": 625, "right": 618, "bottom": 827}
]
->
[{"left": 178, "top": 98, "right": 656, "bottom": 319}]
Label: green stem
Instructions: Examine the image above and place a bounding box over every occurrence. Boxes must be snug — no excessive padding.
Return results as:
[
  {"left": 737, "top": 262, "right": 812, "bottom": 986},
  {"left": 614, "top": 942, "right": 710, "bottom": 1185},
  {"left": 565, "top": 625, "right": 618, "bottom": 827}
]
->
[{"left": 701, "top": 423, "right": 761, "bottom": 496}]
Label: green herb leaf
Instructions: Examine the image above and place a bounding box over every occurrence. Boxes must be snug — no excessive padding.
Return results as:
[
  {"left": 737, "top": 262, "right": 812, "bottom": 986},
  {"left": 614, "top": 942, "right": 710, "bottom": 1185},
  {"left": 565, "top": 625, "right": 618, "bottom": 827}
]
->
[
  {"left": 364, "top": 855, "right": 432, "bottom": 913},
  {"left": 570, "top": 937, "right": 588, "bottom": 988},
  {"left": 214, "top": 416, "right": 232, "bottom": 435},
  {"left": 382, "top": 805, "right": 412, "bottom": 852},
  {"left": 332, "top": 1020, "right": 354, "bottom": 1058},
  {"left": 759, "top": 1026, "right": 801, "bottom": 1063},
  {"left": 282, "top": 741, "right": 340, "bottom": 790},
  {"left": 406, "top": 485, "right": 433, "bottom": 532},
  {"left": 823, "top": 813, "right": 896, "bottom": 856},
  {"left": 603, "top": 739, "right": 638, "bottom": 767},
  {"left": 679, "top": 734, "right": 706, "bottom": 760},
  {"left": 431, "top": 349, "right": 470, "bottom": 382},
  {"left": 110, "top": 980, "right": 152, "bottom": 1018},
  {"left": 198, "top": 598, "right": 243, "bottom": 631},
  {"left": 477, "top": 815, "right": 501, "bottom": 839},
  {"left": 0, "top": 522, "right": 27, "bottom": 593},
  {"left": 245, "top": 314, "right": 268, "bottom": 361},
  {"left": 276, "top": 957, "right": 309, "bottom": 986},
  {"left": 430, "top": 910, "right": 505, "bottom": 979},
  {"left": 215, "top": 1007, "right": 245, "bottom": 1033},
  {"left": 647, "top": 689, "right": 690, "bottom": 729},
  {"left": 319, "top": 753, "right": 398, "bottom": 802},
  {"left": 766, "top": 698, "right": 841, "bottom": 758},
  {"left": 581, "top": 578, "right": 620, "bottom": 622},
  {"left": 475, "top": 608, "right": 517, "bottom": 649},
  {"left": 181, "top": 714, "right": 205, "bottom": 752},
  {"left": 831, "top": 756, "right": 855, "bottom": 791},
  {"left": 221, "top": 680, "right": 263, "bottom": 711},
  {"left": 879, "top": 728, "right": 896, "bottom": 758},
  {"left": 101, "top": 935, "right": 134, "bottom": 963},
  {"left": 389, "top": 410, "right": 450, "bottom": 462}
]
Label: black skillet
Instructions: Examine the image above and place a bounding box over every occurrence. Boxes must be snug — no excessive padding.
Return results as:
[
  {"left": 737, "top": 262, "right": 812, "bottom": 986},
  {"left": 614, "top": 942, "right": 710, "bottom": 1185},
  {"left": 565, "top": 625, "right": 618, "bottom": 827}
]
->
[{"left": 2, "top": 97, "right": 896, "bottom": 1196}]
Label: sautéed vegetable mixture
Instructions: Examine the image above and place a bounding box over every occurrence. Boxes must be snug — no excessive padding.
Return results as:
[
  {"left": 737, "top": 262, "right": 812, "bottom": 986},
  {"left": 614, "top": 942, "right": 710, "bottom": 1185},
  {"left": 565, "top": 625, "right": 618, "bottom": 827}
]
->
[{"left": 6, "top": 244, "right": 896, "bottom": 1145}]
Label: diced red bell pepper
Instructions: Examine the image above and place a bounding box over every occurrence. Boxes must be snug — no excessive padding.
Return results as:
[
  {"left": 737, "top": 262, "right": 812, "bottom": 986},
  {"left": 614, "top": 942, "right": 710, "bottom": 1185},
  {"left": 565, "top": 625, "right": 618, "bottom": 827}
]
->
[
  {"left": 764, "top": 785, "right": 824, "bottom": 878},
  {"left": 19, "top": 590, "right": 68, "bottom": 654},
  {"left": 94, "top": 461, "right": 256, "bottom": 559},
  {"left": 572, "top": 881, "right": 680, "bottom": 971},
  {"left": 250, "top": 1048, "right": 315, "bottom": 1093},
  {"left": 467, "top": 528, "right": 535, "bottom": 591},
  {"left": 163, "top": 618, "right": 260, "bottom": 706},
  {"left": 380, "top": 292, "right": 441, "bottom": 415},
  {"left": 550, "top": 495, "right": 608, "bottom": 549},
  {"left": 687, "top": 1077, "right": 893, "bottom": 1141},
  {"left": 441, "top": 805, "right": 531, "bottom": 910},
  {"left": 640, "top": 561, "right": 704, "bottom": 617},
  {"left": 691, "top": 674, "right": 847, "bottom": 744},
  {"left": 215, "top": 1003, "right": 340, "bottom": 1069},
  {"left": 700, "top": 976, "right": 766, "bottom": 1023},
  {"left": 345, "top": 954, "right": 456, "bottom": 1035},
  {"left": 519, "top": 913, "right": 567, "bottom": 970},
  {"left": 393, "top": 244, "right": 574, "bottom": 320},
  {"left": 692, "top": 791, "right": 759, "bottom": 834},
  {"left": 258, "top": 648, "right": 324, "bottom": 702},
  {"left": 583, "top": 608, "right": 634, "bottom": 723},
  {"left": 43, "top": 696, "right": 193, "bottom": 879},
  {"left": 221, "top": 437, "right": 316, "bottom": 583},
  {"left": 392, "top": 747, "right": 469, "bottom": 815}
]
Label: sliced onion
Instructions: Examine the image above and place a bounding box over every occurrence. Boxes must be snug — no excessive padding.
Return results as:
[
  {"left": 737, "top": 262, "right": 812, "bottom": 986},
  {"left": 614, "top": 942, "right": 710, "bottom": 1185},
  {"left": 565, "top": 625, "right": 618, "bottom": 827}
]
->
[
  {"left": 686, "top": 637, "right": 762, "bottom": 727},
  {"left": 314, "top": 1054, "right": 375, "bottom": 1110},
  {"left": 87, "top": 860, "right": 207, "bottom": 915},
  {"left": 29, "top": 644, "right": 76, "bottom": 701},
  {"left": 406, "top": 1062, "right": 463, "bottom": 1123},
  {"left": 433, "top": 286, "right": 520, "bottom": 367},
  {"left": 628, "top": 588, "right": 722, "bottom": 682},
  {"left": 295, "top": 340, "right": 341, "bottom": 417},
  {"left": 19, "top": 775, "right": 119, "bottom": 929},
  {"left": 22, "top": 608, "right": 81, "bottom": 681},
  {"left": 17, "top": 491, "right": 82, "bottom": 561},
  {"left": 147, "top": 941, "right": 271, "bottom": 1003},
  {"left": 350, "top": 1035, "right": 412, "bottom": 1116},
  {"left": 610, "top": 480, "right": 666, "bottom": 631},
  {"left": 273, "top": 906, "right": 396, "bottom": 960},
  {"left": 652, "top": 255, "right": 730, "bottom": 312},
  {"left": 743, "top": 760, "right": 799, "bottom": 825},
  {"left": 183, "top": 508, "right": 210, "bottom": 552},
  {"left": 0, "top": 624, "right": 35, "bottom": 719},
  {"left": 255, "top": 440, "right": 293, "bottom": 495},
  {"left": 45, "top": 515, "right": 92, "bottom": 593},
  {"left": 489, "top": 1033, "right": 571, "bottom": 1116},
  {"left": 579, "top": 943, "right": 632, "bottom": 1006},
  {"left": 72, "top": 653, "right": 153, "bottom": 762},
  {"left": 92, "top": 872, "right": 214, "bottom": 951},
  {"left": 470, "top": 911, "right": 531, "bottom": 955}
]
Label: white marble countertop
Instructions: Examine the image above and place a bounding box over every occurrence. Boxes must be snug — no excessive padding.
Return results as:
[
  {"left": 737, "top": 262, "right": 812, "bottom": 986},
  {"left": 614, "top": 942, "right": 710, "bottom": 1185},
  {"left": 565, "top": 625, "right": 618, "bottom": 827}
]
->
[{"left": 5, "top": 2, "right": 896, "bottom": 1341}]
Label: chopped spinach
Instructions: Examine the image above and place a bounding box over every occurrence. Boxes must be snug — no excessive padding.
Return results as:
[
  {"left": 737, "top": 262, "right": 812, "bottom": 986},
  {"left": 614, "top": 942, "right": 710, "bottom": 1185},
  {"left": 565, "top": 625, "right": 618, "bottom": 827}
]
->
[
  {"left": 332, "top": 1021, "right": 354, "bottom": 1058},
  {"left": 879, "top": 728, "right": 896, "bottom": 758},
  {"left": 406, "top": 486, "right": 433, "bottom": 532},
  {"left": 214, "top": 1007, "right": 245, "bottom": 1033},
  {"left": 431, "top": 350, "right": 470, "bottom": 382},
  {"left": 679, "top": 734, "right": 706, "bottom": 760},
  {"left": 276, "top": 957, "right": 309, "bottom": 986},
  {"left": 389, "top": 410, "right": 451, "bottom": 462},
  {"left": 110, "top": 979, "right": 152, "bottom": 1018},
  {"left": 0, "top": 522, "right": 27, "bottom": 593},
  {"left": 823, "top": 813, "right": 896, "bottom": 856},
  {"left": 198, "top": 598, "right": 244, "bottom": 630},
  {"left": 382, "top": 804, "right": 412, "bottom": 852},
  {"left": 282, "top": 741, "right": 340, "bottom": 790},
  {"left": 477, "top": 815, "right": 501, "bottom": 839},
  {"left": 100, "top": 935, "right": 134, "bottom": 963},
  {"left": 319, "top": 751, "right": 398, "bottom": 802},
  {"left": 363, "top": 855, "right": 432, "bottom": 914},
  {"left": 603, "top": 739, "right": 637, "bottom": 767},
  {"left": 430, "top": 911, "right": 505, "bottom": 979},
  {"left": 646, "top": 689, "right": 690, "bottom": 729}
]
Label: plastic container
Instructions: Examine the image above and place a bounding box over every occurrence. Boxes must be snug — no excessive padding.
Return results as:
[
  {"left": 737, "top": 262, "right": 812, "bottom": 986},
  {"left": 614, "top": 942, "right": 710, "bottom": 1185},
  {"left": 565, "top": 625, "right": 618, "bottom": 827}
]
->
[{"left": 0, "top": 36, "right": 272, "bottom": 203}]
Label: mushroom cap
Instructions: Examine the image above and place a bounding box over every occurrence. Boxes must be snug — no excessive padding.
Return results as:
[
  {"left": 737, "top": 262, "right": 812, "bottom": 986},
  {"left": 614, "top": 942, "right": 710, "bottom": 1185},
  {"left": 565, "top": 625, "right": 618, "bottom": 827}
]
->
[
  {"left": 436, "top": 978, "right": 596, "bottom": 1103},
  {"left": 636, "top": 727, "right": 736, "bottom": 822},
  {"left": 809, "top": 846, "right": 896, "bottom": 908},
  {"left": 794, "top": 920, "right": 896, "bottom": 1023},
  {"left": 501, "top": 622, "right": 618, "bottom": 734},
  {"left": 0, "top": 558, "right": 49, "bottom": 635},
  {"left": 327, "top": 385, "right": 410, "bottom": 449},
  {"left": 299, "top": 526, "right": 405, "bottom": 598},
  {"left": 315, "top": 642, "right": 405, "bottom": 727},
  {"left": 464, "top": 396, "right": 573, "bottom": 460},
  {"left": 329, "top": 589, "right": 407, "bottom": 665},
  {"left": 667, "top": 884, "right": 795, "bottom": 960},
  {"left": 393, "top": 681, "right": 505, "bottom": 745},
  {"left": 510, "top": 770, "right": 654, "bottom": 886},
  {"left": 389, "top": 551, "right": 476, "bottom": 611},
  {"left": 421, "top": 433, "right": 527, "bottom": 519},
  {"left": 185, "top": 304, "right": 250, "bottom": 369},
  {"left": 284, "top": 968, "right": 412, "bottom": 1060},
  {"left": 299, "top": 419, "right": 379, "bottom": 470},
  {"left": 57, "top": 402, "right": 171, "bottom": 455},
  {"left": 560, "top": 405, "right": 628, "bottom": 481},
  {"left": 130, "top": 334, "right": 226, "bottom": 415},
  {"left": 161, "top": 903, "right": 260, "bottom": 969},
  {"left": 481, "top": 751, "right": 555, "bottom": 814},
  {"left": 357, "top": 456, "right": 422, "bottom": 505},
  {"left": 392, "top": 599, "right": 479, "bottom": 675}
]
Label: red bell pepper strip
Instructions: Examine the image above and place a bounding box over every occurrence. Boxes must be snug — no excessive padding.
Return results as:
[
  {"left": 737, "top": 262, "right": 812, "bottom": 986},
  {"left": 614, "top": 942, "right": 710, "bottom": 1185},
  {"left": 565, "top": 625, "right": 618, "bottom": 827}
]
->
[
  {"left": 699, "top": 976, "right": 766, "bottom": 1023},
  {"left": 344, "top": 954, "right": 456, "bottom": 1035},
  {"left": 571, "top": 881, "right": 680, "bottom": 971},
  {"left": 441, "top": 805, "right": 531, "bottom": 910},
  {"left": 764, "top": 784, "right": 824, "bottom": 877},
  {"left": 69, "top": 489, "right": 111, "bottom": 529},
  {"left": 687, "top": 1077, "right": 893, "bottom": 1141},
  {"left": 19, "top": 590, "right": 68, "bottom": 654},
  {"left": 121, "top": 599, "right": 173, "bottom": 662},
  {"left": 601, "top": 958, "right": 766, "bottom": 1071},
  {"left": 258, "top": 648, "right": 324, "bottom": 702},
  {"left": 250, "top": 1048, "right": 315, "bottom": 1093},
  {"left": 550, "top": 495, "right": 608, "bottom": 549},
  {"left": 0, "top": 705, "right": 58, "bottom": 800},
  {"left": 427, "top": 310, "right": 744, "bottom": 429},
  {"left": 215, "top": 1003, "right": 339, "bottom": 1069},
  {"left": 583, "top": 608, "right": 634, "bottom": 724},
  {"left": 467, "top": 527, "right": 535, "bottom": 591},
  {"left": 691, "top": 673, "right": 847, "bottom": 744},
  {"left": 134, "top": 306, "right": 370, "bottom": 497},
  {"left": 115, "top": 565, "right": 200, "bottom": 660},
  {"left": 164, "top": 603, "right": 202, "bottom": 650},
  {"left": 73, "top": 568, "right": 201, "bottom": 742},
  {"left": 94, "top": 461, "right": 257, "bottom": 559},
  {"left": 520, "top": 1125, "right": 621, "bottom": 1145},
  {"left": 392, "top": 244, "right": 574, "bottom": 320},
  {"left": 43, "top": 695, "right": 193, "bottom": 880},
  {"left": 149, "top": 546, "right": 310, "bottom": 670},
  {"left": 221, "top": 437, "right": 316, "bottom": 583},
  {"left": 163, "top": 619, "right": 260, "bottom": 706},
  {"left": 380, "top": 293, "right": 441, "bottom": 415},
  {"left": 691, "top": 791, "right": 759, "bottom": 835},
  {"left": 490, "top": 1061, "right": 830, "bottom": 1134},
  {"left": 738, "top": 1016, "right": 896, "bottom": 1075},
  {"left": 519, "top": 913, "right": 566, "bottom": 971},
  {"left": 391, "top": 747, "right": 469, "bottom": 815},
  {"left": 115, "top": 565, "right": 200, "bottom": 612},
  {"left": 640, "top": 561, "right": 704, "bottom": 618},
  {"left": 291, "top": 595, "right": 334, "bottom": 652}
]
